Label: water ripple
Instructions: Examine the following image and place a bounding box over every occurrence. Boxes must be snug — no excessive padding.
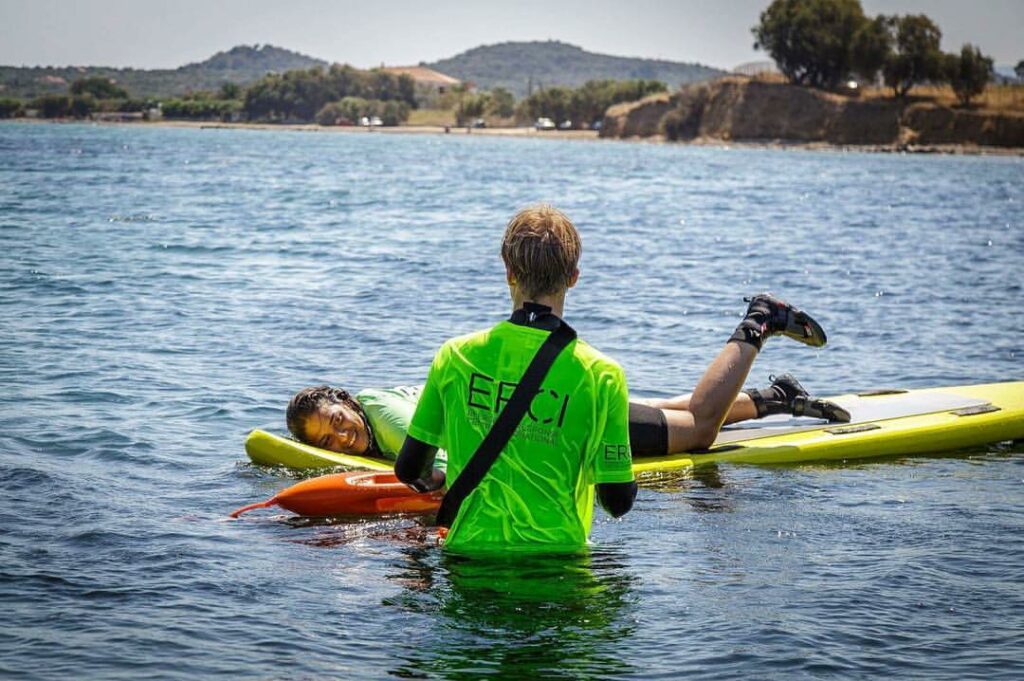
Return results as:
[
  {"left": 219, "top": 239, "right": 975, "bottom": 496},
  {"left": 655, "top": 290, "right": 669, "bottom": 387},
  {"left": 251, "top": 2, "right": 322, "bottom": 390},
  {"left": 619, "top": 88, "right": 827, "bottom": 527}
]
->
[{"left": 0, "top": 122, "right": 1022, "bottom": 679}]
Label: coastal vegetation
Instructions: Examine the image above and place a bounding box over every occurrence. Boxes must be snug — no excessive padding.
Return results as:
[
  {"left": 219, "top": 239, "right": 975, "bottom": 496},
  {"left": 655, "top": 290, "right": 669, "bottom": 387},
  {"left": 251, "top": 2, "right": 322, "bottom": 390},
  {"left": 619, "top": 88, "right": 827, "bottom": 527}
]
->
[
  {"left": 518, "top": 79, "right": 667, "bottom": 128},
  {"left": 754, "top": 0, "right": 996, "bottom": 105},
  {"left": 70, "top": 76, "right": 129, "bottom": 100},
  {"left": 315, "top": 97, "right": 410, "bottom": 126},
  {"left": 0, "top": 98, "right": 23, "bottom": 118},
  {"left": 946, "top": 46, "right": 995, "bottom": 107},
  {"left": 242, "top": 65, "right": 416, "bottom": 123}
]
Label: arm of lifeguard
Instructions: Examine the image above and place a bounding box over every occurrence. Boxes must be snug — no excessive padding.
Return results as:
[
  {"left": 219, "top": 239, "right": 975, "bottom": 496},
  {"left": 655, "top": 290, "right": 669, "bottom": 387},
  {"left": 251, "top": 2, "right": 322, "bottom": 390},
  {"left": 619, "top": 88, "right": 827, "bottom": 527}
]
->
[
  {"left": 597, "top": 481, "right": 637, "bottom": 518},
  {"left": 396, "top": 345, "right": 448, "bottom": 493},
  {"left": 594, "top": 365, "right": 637, "bottom": 518},
  {"left": 395, "top": 436, "right": 445, "bottom": 492}
]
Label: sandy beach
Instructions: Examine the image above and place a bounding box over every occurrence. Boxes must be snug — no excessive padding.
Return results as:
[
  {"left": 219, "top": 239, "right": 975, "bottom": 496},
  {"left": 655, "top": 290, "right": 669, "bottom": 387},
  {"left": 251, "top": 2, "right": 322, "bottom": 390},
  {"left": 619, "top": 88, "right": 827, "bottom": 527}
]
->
[{"left": 169, "top": 119, "right": 603, "bottom": 141}]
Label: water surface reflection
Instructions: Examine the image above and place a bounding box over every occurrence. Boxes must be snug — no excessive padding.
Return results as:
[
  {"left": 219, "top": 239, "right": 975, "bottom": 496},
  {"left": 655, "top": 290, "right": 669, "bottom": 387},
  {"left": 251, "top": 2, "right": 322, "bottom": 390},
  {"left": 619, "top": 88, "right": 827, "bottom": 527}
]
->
[{"left": 386, "top": 547, "right": 639, "bottom": 679}]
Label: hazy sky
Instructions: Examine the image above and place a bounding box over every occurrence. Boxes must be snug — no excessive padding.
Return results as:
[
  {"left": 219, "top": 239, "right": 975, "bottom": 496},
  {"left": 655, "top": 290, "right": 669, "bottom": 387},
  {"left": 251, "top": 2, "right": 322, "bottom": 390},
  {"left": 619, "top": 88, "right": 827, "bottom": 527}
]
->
[{"left": 1, "top": 0, "right": 1021, "bottom": 71}]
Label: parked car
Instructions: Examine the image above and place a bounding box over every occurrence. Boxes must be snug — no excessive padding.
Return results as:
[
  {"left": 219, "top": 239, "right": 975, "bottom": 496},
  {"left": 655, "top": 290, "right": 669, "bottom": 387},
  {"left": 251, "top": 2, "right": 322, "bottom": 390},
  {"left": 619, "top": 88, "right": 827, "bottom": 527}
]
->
[
  {"left": 472, "top": 118, "right": 487, "bottom": 128},
  {"left": 370, "top": 116, "right": 383, "bottom": 127},
  {"left": 534, "top": 117, "right": 555, "bottom": 131},
  {"left": 558, "top": 120, "right": 573, "bottom": 130}
]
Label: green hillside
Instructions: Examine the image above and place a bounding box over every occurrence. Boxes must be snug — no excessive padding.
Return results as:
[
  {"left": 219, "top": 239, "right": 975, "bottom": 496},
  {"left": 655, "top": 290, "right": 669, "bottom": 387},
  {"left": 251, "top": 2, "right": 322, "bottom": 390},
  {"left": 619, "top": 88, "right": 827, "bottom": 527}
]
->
[
  {"left": 428, "top": 41, "right": 725, "bottom": 97},
  {"left": 0, "top": 45, "right": 326, "bottom": 99}
]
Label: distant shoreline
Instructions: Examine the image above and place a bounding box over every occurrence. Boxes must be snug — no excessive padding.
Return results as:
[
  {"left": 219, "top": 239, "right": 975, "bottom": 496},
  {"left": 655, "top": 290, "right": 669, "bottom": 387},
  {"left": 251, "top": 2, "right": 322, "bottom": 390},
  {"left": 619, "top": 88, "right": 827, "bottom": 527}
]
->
[
  {"left": 4, "top": 118, "right": 1022, "bottom": 156},
  {"left": 3, "top": 118, "right": 602, "bottom": 141}
]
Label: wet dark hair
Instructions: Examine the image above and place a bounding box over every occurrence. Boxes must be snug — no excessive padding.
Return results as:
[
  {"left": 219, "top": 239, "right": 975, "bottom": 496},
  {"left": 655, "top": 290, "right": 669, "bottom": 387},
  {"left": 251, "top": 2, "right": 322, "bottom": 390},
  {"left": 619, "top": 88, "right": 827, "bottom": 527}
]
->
[{"left": 286, "top": 385, "right": 365, "bottom": 444}]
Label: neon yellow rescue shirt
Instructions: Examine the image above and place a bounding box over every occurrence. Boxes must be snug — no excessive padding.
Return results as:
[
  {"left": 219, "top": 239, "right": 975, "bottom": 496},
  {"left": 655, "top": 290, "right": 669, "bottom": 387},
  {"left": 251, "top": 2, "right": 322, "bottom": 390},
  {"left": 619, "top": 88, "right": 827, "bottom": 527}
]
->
[{"left": 407, "top": 320, "right": 634, "bottom": 554}]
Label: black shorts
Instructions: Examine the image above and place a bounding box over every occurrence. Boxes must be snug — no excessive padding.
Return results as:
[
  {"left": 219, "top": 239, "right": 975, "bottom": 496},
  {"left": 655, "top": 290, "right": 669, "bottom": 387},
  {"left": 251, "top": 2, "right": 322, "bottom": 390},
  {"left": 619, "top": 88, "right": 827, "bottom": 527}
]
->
[{"left": 628, "top": 401, "right": 668, "bottom": 458}]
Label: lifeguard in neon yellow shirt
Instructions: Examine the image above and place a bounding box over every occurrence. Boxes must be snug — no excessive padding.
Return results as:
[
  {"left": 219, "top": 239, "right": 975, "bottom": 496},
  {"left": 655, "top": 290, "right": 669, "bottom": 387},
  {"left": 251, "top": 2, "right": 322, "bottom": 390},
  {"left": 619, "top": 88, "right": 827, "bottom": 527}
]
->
[{"left": 391, "top": 205, "right": 831, "bottom": 553}]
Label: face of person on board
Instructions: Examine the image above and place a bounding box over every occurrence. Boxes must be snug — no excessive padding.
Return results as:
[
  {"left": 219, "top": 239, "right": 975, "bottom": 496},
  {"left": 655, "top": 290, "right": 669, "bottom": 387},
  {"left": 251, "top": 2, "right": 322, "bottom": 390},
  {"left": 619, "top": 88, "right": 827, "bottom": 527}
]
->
[{"left": 301, "top": 402, "right": 371, "bottom": 455}]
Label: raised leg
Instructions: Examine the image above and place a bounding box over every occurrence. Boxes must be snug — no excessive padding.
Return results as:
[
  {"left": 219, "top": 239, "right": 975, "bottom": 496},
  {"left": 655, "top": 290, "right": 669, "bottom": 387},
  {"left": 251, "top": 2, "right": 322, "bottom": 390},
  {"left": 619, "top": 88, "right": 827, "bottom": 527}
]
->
[
  {"left": 662, "top": 341, "right": 758, "bottom": 452},
  {"left": 644, "top": 294, "right": 829, "bottom": 455}
]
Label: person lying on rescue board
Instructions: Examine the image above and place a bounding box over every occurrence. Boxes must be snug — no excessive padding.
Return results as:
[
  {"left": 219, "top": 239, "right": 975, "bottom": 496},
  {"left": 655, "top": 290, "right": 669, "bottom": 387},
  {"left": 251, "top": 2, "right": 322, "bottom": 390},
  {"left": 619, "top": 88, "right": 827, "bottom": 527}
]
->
[{"left": 285, "top": 302, "right": 849, "bottom": 462}]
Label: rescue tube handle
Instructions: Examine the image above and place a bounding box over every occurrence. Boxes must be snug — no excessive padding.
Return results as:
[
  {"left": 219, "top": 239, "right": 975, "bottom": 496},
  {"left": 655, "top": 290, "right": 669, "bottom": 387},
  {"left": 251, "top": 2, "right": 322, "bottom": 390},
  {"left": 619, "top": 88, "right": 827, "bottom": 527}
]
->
[{"left": 229, "top": 498, "right": 279, "bottom": 518}]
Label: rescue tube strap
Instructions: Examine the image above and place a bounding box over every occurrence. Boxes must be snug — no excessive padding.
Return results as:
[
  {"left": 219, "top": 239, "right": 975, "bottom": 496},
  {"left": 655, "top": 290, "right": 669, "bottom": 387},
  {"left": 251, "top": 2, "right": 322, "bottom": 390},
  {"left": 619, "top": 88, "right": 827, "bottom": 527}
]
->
[{"left": 434, "top": 313, "right": 577, "bottom": 528}]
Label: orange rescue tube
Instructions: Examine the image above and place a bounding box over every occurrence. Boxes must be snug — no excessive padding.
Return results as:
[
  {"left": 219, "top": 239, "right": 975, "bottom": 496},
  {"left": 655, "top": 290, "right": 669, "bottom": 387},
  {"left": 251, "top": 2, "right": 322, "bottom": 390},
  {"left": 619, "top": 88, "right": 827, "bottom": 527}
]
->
[{"left": 230, "top": 471, "right": 443, "bottom": 518}]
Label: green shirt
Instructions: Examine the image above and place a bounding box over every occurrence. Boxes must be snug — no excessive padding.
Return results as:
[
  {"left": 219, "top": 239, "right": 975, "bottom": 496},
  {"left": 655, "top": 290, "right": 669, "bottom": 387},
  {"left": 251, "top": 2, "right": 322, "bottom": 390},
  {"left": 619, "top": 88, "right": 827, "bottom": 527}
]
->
[
  {"left": 356, "top": 385, "right": 422, "bottom": 457},
  {"left": 407, "top": 320, "right": 634, "bottom": 554},
  {"left": 356, "top": 386, "right": 447, "bottom": 469}
]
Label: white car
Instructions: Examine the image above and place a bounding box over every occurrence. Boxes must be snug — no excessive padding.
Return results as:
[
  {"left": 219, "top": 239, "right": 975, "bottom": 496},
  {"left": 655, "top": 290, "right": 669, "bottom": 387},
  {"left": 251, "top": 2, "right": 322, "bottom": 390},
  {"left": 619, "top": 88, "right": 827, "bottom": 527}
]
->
[
  {"left": 370, "top": 116, "right": 383, "bottom": 127},
  {"left": 534, "top": 117, "right": 555, "bottom": 131}
]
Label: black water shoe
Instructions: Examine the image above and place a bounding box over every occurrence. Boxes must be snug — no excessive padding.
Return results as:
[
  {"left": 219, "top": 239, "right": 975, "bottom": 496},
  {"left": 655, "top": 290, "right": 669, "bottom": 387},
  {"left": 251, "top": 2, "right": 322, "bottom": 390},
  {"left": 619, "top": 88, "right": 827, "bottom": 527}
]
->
[
  {"left": 730, "top": 293, "right": 827, "bottom": 350},
  {"left": 744, "top": 373, "right": 851, "bottom": 422}
]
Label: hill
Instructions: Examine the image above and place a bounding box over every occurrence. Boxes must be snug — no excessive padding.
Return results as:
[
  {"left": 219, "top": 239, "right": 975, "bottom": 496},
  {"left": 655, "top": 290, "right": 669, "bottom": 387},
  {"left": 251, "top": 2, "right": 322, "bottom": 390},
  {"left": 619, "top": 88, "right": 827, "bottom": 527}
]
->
[
  {"left": 0, "top": 45, "right": 326, "bottom": 99},
  {"left": 427, "top": 41, "right": 725, "bottom": 97}
]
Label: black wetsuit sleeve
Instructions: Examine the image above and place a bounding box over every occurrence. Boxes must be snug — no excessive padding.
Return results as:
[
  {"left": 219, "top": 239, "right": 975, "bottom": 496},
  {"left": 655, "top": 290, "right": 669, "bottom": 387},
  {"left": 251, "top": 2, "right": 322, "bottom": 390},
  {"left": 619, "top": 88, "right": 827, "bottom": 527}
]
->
[
  {"left": 395, "top": 435, "right": 445, "bottom": 492},
  {"left": 597, "top": 481, "right": 637, "bottom": 518}
]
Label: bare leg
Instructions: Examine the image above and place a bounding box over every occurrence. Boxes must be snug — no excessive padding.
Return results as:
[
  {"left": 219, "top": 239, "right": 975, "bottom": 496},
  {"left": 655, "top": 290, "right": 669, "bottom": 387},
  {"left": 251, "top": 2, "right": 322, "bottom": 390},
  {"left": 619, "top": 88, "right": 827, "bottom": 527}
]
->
[
  {"left": 636, "top": 293, "right": 828, "bottom": 455},
  {"left": 658, "top": 341, "right": 758, "bottom": 454},
  {"left": 639, "top": 391, "right": 757, "bottom": 425}
]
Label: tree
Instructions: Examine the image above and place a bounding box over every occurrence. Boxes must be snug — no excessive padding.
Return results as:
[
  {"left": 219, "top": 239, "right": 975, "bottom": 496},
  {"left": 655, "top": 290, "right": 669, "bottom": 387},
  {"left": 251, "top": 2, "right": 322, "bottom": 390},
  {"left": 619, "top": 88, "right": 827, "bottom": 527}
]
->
[
  {"left": 377, "top": 99, "right": 410, "bottom": 126},
  {"left": 459, "top": 93, "right": 490, "bottom": 122},
  {"left": 0, "top": 98, "right": 22, "bottom": 118},
  {"left": 315, "top": 97, "right": 408, "bottom": 126},
  {"left": 850, "top": 15, "right": 891, "bottom": 82},
  {"left": 881, "top": 15, "right": 944, "bottom": 97},
  {"left": 752, "top": 0, "right": 868, "bottom": 89},
  {"left": 68, "top": 94, "right": 96, "bottom": 118},
  {"left": 218, "top": 82, "right": 241, "bottom": 100},
  {"left": 487, "top": 87, "right": 516, "bottom": 118},
  {"left": 243, "top": 63, "right": 414, "bottom": 122},
  {"left": 946, "top": 44, "right": 993, "bottom": 107},
  {"left": 396, "top": 74, "right": 417, "bottom": 108},
  {"left": 1015, "top": 60, "right": 1024, "bottom": 80},
  {"left": 521, "top": 86, "right": 572, "bottom": 123},
  {"left": 70, "top": 76, "right": 128, "bottom": 99},
  {"left": 32, "top": 94, "right": 71, "bottom": 118}
]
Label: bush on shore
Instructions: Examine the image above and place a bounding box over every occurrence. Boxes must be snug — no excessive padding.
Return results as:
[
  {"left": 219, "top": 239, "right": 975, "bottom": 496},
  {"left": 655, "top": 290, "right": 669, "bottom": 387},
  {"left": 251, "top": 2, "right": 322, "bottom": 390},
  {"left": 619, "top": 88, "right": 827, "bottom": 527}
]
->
[
  {"left": 519, "top": 79, "right": 667, "bottom": 128},
  {"left": 0, "top": 98, "right": 23, "bottom": 118},
  {"left": 946, "top": 45, "right": 994, "bottom": 107},
  {"left": 160, "top": 98, "right": 241, "bottom": 120},
  {"left": 244, "top": 65, "right": 416, "bottom": 122},
  {"left": 316, "top": 97, "right": 410, "bottom": 126},
  {"left": 30, "top": 94, "right": 98, "bottom": 118}
]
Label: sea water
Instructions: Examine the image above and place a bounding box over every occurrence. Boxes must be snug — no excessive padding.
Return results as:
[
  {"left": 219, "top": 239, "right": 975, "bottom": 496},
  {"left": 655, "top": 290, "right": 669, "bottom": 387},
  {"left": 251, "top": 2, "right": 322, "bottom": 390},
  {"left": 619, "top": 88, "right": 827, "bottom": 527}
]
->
[{"left": 1, "top": 122, "right": 1022, "bottom": 679}]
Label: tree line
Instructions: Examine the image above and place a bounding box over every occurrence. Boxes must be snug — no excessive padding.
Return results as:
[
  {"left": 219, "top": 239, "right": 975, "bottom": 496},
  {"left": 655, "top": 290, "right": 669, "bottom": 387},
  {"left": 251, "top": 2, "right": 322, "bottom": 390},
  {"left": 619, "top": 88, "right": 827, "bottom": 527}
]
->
[
  {"left": 517, "top": 79, "right": 668, "bottom": 128},
  {"left": 753, "top": 0, "right": 997, "bottom": 105},
  {"left": 1, "top": 68, "right": 675, "bottom": 128},
  {"left": 1, "top": 67, "right": 421, "bottom": 123},
  {"left": 243, "top": 64, "right": 416, "bottom": 122}
]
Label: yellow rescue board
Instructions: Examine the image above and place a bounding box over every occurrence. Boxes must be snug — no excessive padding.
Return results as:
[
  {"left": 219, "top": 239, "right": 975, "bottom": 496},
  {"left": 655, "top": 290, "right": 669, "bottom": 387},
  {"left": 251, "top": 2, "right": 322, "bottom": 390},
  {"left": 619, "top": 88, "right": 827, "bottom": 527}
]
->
[
  {"left": 246, "top": 381, "right": 1024, "bottom": 474},
  {"left": 245, "top": 429, "right": 392, "bottom": 471},
  {"left": 634, "top": 381, "right": 1024, "bottom": 472}
]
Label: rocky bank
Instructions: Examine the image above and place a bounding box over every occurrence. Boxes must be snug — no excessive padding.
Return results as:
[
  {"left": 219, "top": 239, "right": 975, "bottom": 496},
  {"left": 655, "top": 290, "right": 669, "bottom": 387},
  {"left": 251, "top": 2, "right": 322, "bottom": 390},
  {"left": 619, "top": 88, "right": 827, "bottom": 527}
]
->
[{"left": 600, "top": 77, "right": 1024, "bottom": 150}]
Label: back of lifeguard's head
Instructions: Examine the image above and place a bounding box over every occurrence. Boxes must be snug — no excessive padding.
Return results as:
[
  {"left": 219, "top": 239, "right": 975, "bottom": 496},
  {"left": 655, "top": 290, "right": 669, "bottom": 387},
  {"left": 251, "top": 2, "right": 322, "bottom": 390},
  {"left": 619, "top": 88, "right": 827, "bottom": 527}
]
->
[{"left": 501, "top": 205, "right": 581, "bottom": 299}]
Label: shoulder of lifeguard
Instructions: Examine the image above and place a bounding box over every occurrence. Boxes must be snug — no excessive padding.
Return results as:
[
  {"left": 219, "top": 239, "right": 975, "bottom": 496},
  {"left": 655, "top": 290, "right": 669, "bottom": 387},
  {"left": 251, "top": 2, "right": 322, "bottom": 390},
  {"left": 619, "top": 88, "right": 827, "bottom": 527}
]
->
[{"left": 571, "top": 338, "right": 625, "bottom": 377}]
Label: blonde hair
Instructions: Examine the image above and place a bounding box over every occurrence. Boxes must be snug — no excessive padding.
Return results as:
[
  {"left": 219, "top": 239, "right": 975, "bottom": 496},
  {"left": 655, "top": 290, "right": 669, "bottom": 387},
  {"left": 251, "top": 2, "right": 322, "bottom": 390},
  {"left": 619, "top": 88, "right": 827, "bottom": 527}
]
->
[{"left": 501, "top": 205, "right": 581, "bottom": 299}]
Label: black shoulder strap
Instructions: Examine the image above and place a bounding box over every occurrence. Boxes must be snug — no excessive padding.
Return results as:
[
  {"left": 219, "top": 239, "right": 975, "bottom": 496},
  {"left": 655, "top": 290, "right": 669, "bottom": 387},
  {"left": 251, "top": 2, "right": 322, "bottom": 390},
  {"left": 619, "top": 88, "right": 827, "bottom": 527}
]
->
[{"left": 435, "top": 320, "right": 577, "bottom": 528}]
